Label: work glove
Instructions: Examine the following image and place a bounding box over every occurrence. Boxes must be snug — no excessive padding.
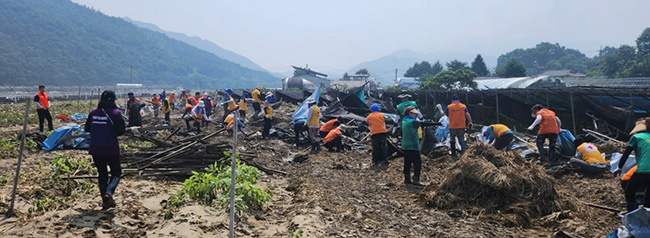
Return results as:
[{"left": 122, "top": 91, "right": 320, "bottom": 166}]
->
[
  {"left": 527, "top": 125, "right": 534, "bottom": 131},
  {"left": 468, "top": 122, "right": 473, "bottom": 128},
  {"left": 436, "top": 104, "right": 442, "bottom": 109}
]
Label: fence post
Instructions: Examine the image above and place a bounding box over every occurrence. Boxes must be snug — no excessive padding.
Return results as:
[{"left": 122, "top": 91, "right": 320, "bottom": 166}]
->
[
  {"left": 570, "top": 93, "right": 576, "bottom": 134},
  {"left": 6, "top": 99, "right": 30, "bottom": 217}
]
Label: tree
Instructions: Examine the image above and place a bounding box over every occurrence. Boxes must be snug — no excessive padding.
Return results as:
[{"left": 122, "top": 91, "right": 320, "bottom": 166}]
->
[
  {"left": 445, "top": 60, "right": 468, "bottom": 70},
  {"left": 496, "top": 59, "right": 527, "bottom": 77},
  {"left": 431, "top": 61, "right": 443, "bottom": 76},
  {"left": 496, "top": 42, "right": 596, "bottom": 75},
  {"left": 420, "top": 69, "right": 477, "bottom": 90},
  {"left": 598, "top": 45, "right": 636, "bottom": 78},
  {"left": 343, "top": 72, "right": 349, "bottom": 80},
  {"left": 636, "top": 27, "right": 650, "bottom": 55},
  {"left": 404, "top": 61, "right": 433, "bottom": 81},
  {"left": 470, "top": 54, "right": 489, "bottom": 76},
  {"left": 355, "top": 68, "right": 369, "bottom": 75}
]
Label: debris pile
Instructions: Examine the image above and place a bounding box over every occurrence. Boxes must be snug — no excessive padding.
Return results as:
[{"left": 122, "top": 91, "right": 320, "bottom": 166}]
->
[{"left": 421, "top": 143, "right": 582, "bottom": 227}]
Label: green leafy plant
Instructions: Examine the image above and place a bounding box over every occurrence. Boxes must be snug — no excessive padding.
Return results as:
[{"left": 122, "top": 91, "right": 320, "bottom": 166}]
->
[
  {"left": 0, "top": 175, "right": 7, "bottom": 186},
  {"left": 165, "top": 152, "right": 272, "bottom": 218}
]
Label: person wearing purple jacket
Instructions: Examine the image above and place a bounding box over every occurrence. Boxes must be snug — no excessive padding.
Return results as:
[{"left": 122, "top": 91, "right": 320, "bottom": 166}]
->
[{"left": 84, "top": 90, "right": 126, "bottom": 210}]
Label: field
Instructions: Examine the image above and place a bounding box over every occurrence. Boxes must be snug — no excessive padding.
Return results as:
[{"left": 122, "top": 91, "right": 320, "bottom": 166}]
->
[{"left": 0, "top": 100, "right": 627, "bottom": 237}]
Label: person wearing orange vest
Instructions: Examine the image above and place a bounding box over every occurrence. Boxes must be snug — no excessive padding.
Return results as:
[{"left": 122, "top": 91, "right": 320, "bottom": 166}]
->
[
  {"left": 482, "top": 124, "right": 514, "bottom": 151},
  {"left": 569, "top": 135, "right": 608, "bottom": 177},
  {"left": 323, "top": 121, "right": 344, "bottom": 152},
  {"left": 319, "top": 117, "right": 342, "bottom": 138},
  {"left": 34, "top": 85, "right": 53, "bottom": 132},
  {"left": 306, "top": 99, "right": 321, "bottom": 153},
  {"left": 151, "top": 93, "right": 161, "bottom": 119},
  {"left": 437, "top": 94, "right": 473, "bottom": 157},
  {"left": 187, "top": 92, "right": 199, "bottom": 107},
  {"left": 527, "top": 104, "right": 562, "bottom": 163},
  {"left": 126, "top": 92, "right": 144, "bottom": 127},
  {"left": 168, "top": 91, "right": 176, "bottom": 110},
  {"left": 367, "top": 103, "right": 388, "bottom": 168}
]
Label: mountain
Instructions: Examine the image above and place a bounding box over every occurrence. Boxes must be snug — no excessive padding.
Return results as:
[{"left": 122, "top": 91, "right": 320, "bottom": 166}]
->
[
  {"left": 0, "top": 0, "right": 280, "bottom": 88},
  {"left": 348, "top": 49, "right": 497, "bottom": 86},
  {"left": 127, "top": 19, "right": 284, "bottom": 79}
]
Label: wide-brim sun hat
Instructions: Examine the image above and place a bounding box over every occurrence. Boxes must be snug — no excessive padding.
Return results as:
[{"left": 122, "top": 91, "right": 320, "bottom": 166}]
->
[
  {"left": 630, "top": 117, "right": 648, "bottom": 135},
  {"left": 397, "top": 94, "right": 411, "bottom": 99}
]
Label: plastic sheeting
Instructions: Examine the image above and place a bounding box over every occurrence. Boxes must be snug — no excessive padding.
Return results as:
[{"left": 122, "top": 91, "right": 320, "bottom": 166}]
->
[
  {"left": 557, "top": 129, "right": 576, "bottom": 157},
  {"left": 610, "top": 153, "right": 637, "bottom": 173},
  {"left": 292, "top": 86, "right": 321, "bottom": 123},
  {"left": 42, "top": 125, "right": 90, "bottom": 152},
  {"left": 623, "top": 207, "right": 650, "bottom": 237}
]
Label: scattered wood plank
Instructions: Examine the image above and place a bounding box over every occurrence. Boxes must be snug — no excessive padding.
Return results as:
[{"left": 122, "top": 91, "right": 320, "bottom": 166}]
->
[{"left": 584, "top": 202, "right": 620, "bottom": 213}]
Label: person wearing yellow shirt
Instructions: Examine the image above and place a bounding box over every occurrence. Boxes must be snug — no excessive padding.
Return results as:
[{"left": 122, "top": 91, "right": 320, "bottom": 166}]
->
[
  {"left": 251, "top": 87, "right": 262, "bottom": 118},
  {"left": 482, "top": 124, "right": 514, "bottom": 151},
  {"left": 262, "top": 100, "right": 273, "bottom": 139},
  {"left": 569, "top": 135, "right": 608, "bottom": 177},
  {"left": 306, "top": 99, "right": 321, "bottom": 153},
  {"left": 238, "top": 97, "right": 248, "bottom": 121}
]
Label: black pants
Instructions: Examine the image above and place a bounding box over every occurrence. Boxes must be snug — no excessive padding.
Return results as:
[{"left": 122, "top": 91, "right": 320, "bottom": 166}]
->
[
  {"left": 262, "top": 117, "right": 272, "bottom": 138},
  {"left": 371, "top": 133, "right": 388, "bottom": 164},
  {"left": 92, "top": 154, "right": 121, "bottom": 197},
  {"left": 239, "top": 110, "right": 246, "bottom": 119},
  {"left": 324, "top": 136, "right": 343, "bottom": 152},
  {"left": 536, "top": 133, "right": 558, "bottom": 161},
  {"left": 164, "top": 112, "right": 170, "bottom": 124},
  {"left": 494, "top": 133, "right": 515, "bottom": 150},
  {"left": 185, "top": 117, "right": 201, "bottom": 133},
  {"left": 625, "top": 172, "right": 650, "bottom": 212},
  {"left": 319, "top": 130, "right": 329, "bottom": 138},
  {"left": 293, "top": 121, "right": 306, "bottom": 145},
  {"left": 37, "top": 109, "right": 53, "bottom": 132},
  {"left": 252, "top": 103, "right": 261, "bottom": 117},
  {"left": 403, "top": 150, "right": 421, "bottom": 180}
]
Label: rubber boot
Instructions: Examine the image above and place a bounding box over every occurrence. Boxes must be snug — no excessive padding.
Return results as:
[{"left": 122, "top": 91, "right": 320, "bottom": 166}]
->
[
  {"left": 104, "top": 176, "right": 120, "bottom": 208},
  {"left": 412, "top": 176, "right": 425, "bottom": 186},
  {"left": 99, "top": 183, "right": 109, "bottom": 210}
]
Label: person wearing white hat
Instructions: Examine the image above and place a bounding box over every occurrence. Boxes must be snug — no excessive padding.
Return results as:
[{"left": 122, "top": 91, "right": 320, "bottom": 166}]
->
[
  {"left": 614, "top": 117, "right": 650, "bottom": 213},
  {"left": 184, "top": 100, "right": 209, "bottom": 133},
  {"left": 265, "top": 91, "right": 276, "bottom": 103}
]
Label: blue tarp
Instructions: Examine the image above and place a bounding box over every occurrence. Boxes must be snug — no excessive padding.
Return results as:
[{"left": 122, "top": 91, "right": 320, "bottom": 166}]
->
[
  {"left": 292, "top": 86, "right": 321, "bottom": 123},
  {"left": 42, "top": 125, "right": 90, "bottom": 152},
  {"left": 557, "top": 129, "right": 576, "bottom": 157},
  {"left": 69, "top": 113, "right": 88, "bottom": 121}
]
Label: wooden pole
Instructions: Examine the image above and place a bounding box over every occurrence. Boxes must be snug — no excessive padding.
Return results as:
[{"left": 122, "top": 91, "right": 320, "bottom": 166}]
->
[
  {"left": 6, "top": 99, "right": 30, "bottom": 217},
  {"left": 77, "top": 86, "right": 81, "bottom": 112},
  {"left": 570, "top": 94, "right": 576, "bottom": 134}
]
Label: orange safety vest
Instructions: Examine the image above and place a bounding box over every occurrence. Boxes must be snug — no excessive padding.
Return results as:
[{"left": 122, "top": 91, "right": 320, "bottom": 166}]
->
[
  {"left": 447, "top": 102, "right": 467, "bottom": 129},
  {"left": 151, "top": 97, "right": 161, "bottom": 108},
  {"left": 227, "top": 99, "right": 237, "bottom": 111},
  {"left": 491, "top": 124, "right": 510, "bottom": 138},
  {"left": 168, "top": 93, "right": 176, "bottom": 103},
  {"left": 622, "top": 166, "right": 638, "bottom": 181},
  {"left": 188, "top": 97, "right": 198, "bottom": 106},
  {"left": 323, "top": 128, "right": 342, "bottom": 143},
  {"left": 366, "top": 112, "right": 387, "bottom": 135},
  {"left": 537, "top": 108, "right": 559, "bottom": 135},
  {"left": 224, "top": 114, "right": 235, "bottom": 130},
  {"left": 320, "top": 119, "right": 338, "bottom": 132},
  {"left": 35, "top": 92, "right": 49, "bottom": 109}
]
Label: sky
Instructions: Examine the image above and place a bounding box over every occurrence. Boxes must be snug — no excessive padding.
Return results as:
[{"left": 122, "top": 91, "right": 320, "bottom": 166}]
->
[{"left": 71, "top": 0, "right": 650, "bottom": 74}]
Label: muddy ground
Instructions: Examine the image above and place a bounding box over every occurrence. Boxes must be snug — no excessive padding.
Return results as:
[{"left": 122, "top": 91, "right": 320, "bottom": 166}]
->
[{"left": 0, "top": 102, "right": 626, "bottom": 237}]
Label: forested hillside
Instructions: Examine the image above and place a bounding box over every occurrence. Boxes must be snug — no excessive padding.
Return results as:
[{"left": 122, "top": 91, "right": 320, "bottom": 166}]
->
[{"left": 0, "top": 0, "right": 280, "bottom": 88}]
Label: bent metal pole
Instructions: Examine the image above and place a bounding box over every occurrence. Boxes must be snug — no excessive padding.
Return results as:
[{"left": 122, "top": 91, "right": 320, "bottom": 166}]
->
[
  {"left": 229, "top": 110, "right": 238, "bottom": 238},
  {"left": 6, "top": 99, "right": 30, "bottom": 217}
]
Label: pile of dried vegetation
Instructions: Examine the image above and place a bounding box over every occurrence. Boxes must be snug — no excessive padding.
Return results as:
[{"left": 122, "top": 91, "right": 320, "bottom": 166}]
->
[{"left": 421, "top": 143, "right": 583, "bottom": 227}]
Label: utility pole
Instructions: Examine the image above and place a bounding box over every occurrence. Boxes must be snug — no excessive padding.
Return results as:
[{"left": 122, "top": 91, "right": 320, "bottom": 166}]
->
[{"left": 395, "top": 69, "right": 398, "bottom": 84}]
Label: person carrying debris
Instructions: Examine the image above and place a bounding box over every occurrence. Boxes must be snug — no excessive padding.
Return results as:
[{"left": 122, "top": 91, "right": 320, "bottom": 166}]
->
[
  {"left": 437, "top": 94, "right": 473, "bottom": 157},
  {"left": 569, "top": 135, "right": 608, "bottom": 177},
  {"left": 482, "top": 124, "right": 514, "bottom": 151},
  {"left": 367, "top": 103, "right": 388, "bottom": 168},
  {"left": 84, "top": 90, "right": 126, "bottom": 210},
  {"left": 221, "top": 88, "right": 238, "bottom": 123},
  {"left": 251, "top": 87, "right": 262, "bottom": 118},
  {"left": 265, "top": 91, "right": 276, "bottom": 103},
  {"left": 161, "top": 94, "right": 172, "bottom": 125},
  {"left": 151, "top": 93, "right": 161, "bottom": 119},
  {"left": 323, "top": 121, "right": 344, "bottom": 152},
  {"left": 34, "top": 85, "right": 54, "bottom": 132},
  {"left": 188, "top": 92, "right": 200, "bottom": 107},
  {"left": 180, "top": 90, "right": 188, "bottom": 108},
  {"left": 184, "top": 101, "right": 209, "bottom": 133},
  {"left": 434, "top": 104, "right": 450, "bottom": 143},
  {"left": 224, "top": 111, "right": 248, "bottom": 135},
  {"left": 527, "top": 104, "right": 561, "bottom": 163},
  {"left": 126, "top": 92, "right": 144, "bottom": 127},
  {"left": 613, "top": 118, "right": 650, "bottom": 213},
  {"left": 402, "top": 106, "right": 438, "bottom": 186},
  {"left": 306, "top": 99, "right": 321, "bottom": 153}
]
